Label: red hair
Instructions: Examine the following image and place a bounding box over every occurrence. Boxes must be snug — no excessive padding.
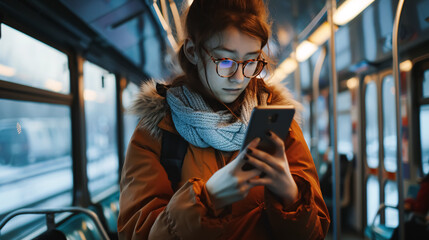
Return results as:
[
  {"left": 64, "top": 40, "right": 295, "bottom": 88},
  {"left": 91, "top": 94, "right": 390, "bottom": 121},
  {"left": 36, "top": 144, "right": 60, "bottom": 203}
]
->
[{"left": 172, "top": 0, "right": 273, "bottom": 118}]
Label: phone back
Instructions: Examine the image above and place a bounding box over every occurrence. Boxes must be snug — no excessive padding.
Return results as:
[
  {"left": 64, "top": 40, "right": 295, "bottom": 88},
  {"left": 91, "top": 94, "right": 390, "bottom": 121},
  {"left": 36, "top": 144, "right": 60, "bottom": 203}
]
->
[{"left": 241, "top": 106, "right": 295, "bottom": 154}]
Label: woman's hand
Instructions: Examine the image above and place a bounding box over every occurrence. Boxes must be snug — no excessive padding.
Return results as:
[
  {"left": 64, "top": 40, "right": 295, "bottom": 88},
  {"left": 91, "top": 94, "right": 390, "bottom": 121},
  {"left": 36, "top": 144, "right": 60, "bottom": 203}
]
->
[
  {"left": 246, "top": 131, "right": 299, "bottom": 207},
  {"left": 205, "top": 138, "right": 262, "bottom": 210}
]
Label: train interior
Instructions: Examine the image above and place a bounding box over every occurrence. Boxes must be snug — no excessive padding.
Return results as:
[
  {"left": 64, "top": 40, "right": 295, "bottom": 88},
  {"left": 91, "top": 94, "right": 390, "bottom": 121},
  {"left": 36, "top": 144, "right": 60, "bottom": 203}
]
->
[{"left": 0, "top": 0, "right": 429, "bottom": 239}]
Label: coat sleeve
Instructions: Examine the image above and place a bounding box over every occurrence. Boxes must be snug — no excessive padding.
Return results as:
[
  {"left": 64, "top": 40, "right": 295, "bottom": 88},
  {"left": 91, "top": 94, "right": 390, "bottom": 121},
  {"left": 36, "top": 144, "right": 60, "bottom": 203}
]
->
[
  {"left": 264, "top": 120, "right": 330, "bottom": 240},
  {"left": 117, "top": 127, "right": 229, "bottom": 240}
]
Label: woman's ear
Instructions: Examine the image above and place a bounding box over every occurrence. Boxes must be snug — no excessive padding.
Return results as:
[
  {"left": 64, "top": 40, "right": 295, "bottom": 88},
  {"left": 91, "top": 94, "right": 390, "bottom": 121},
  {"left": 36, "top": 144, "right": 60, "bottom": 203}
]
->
[{"left": 183, "top": 39, "right": 198, "bottom": 65}]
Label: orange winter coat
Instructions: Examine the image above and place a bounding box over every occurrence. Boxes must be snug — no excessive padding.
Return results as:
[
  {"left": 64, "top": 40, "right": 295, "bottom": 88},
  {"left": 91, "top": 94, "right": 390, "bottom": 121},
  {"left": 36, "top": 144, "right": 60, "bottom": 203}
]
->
[{"left": 117, "top": 80, "right": 330, "bottom": 240}]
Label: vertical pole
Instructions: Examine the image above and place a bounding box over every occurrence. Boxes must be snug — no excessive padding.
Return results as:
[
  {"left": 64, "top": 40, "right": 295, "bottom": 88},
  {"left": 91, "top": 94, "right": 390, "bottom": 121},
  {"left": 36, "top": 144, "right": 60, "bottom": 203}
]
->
[
  {"left": 327, "top": 0, "right": 341, "bottom": 239},
  {"left": 70, "top": 54, "right": 90, "bottom": 207},
  {"left": 392, "top": 1, "right": 406, "bottom": 240},
  {"left": 116, "top": 76, "right": 126, "bottom": 181}
]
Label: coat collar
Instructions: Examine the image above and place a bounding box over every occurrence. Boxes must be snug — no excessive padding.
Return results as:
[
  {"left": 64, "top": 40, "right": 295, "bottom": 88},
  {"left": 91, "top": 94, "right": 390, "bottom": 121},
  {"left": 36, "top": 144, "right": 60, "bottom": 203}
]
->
[{"left": 130, "top": 79, "right": 302, "bottom": 140}]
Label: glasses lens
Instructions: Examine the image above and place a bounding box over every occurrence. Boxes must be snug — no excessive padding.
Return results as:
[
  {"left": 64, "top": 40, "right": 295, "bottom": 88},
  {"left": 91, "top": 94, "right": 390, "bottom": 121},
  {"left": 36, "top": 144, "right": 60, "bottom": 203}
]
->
[
  {"left": 217, "top": 60, "right": 237, "bottom": 77},
  {"left": 243, "top": 60, "right": 264, "bottom": 78}
]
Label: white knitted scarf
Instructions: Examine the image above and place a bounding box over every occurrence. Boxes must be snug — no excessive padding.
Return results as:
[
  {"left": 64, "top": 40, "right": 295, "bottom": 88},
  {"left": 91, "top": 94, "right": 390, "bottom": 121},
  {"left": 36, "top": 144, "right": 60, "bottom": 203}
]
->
[{"left": 166, "top": 85, "right": 266, "bottom": 151}]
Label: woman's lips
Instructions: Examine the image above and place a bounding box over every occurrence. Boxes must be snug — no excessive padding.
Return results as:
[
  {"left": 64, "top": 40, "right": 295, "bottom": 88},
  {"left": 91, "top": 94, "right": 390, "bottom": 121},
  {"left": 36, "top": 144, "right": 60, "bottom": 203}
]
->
[{"left": 223, "top": 88, "right": 241, "bottom": 93}]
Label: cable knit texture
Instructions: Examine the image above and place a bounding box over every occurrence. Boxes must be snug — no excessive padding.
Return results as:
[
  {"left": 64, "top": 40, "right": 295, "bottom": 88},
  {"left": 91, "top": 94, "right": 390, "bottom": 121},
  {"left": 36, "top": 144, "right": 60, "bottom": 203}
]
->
[{"left": 166, "top": 85, "right": 265, "bottom": 151}]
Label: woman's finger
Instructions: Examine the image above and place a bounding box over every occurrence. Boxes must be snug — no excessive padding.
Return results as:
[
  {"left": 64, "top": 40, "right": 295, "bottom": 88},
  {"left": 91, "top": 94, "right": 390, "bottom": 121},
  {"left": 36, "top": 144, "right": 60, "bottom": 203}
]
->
[
  {"left": 247, "top": 177, "right": 272, "bottom": 186},
  {"left": 247, "top": 147, "right": 284, "bottom": 172},
  {"left": 239, "top": 165, "right": 263, "bottom": 180},
  {"left": 266, "top": 131, "right": 285, "bottom": 155},
  {"left": 245, "top": 154, "right": 276, "bottom": 177}
]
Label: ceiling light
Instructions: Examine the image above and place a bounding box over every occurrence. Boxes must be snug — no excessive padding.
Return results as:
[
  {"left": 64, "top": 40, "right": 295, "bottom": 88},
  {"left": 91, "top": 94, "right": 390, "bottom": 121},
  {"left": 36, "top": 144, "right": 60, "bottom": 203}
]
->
[
  {"left": 278, "top": 57, "right": 298, "bottom": 75},
  {"left": 296, "top": 40, "right": 318, "bottom": 62},
  {"left": 346, "top": 77, "right": 359, "bottom": 89},
  {"left": 308, "top": 21, "right": 337, "bottom": 46},
  {"left": 269, "top": 57, "right": 298, "bottom": 84},
  {"left": 333, "top": 0, "right": 375, "bottom": 26},
  {"left": 399, "top": 60, "right": 412, "bottom": 72}
]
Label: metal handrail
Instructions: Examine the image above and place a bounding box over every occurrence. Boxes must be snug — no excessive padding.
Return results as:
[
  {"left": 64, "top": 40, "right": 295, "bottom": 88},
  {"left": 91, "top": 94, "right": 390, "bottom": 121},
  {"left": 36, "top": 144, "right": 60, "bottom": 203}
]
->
[
  {"left": 392, "top": 1, "right": 406, "bottom": 240},
  {"left": 150, "top": 0, "right": 184, "bottom": 51},
  {"left": 169, "top": 0, "right": 184, "bottom": 42},
  {"left": 0, "top": 207, "right": 110, "bottom": 240},
  {"left": 298, "top": 5, "right": 327, "bottom": 41},
  {"left": 369, "top": 203, "right": 398, "bottom": 228},
  {"left": 327, "top": 0, "right": 340, "bottom": 239}
]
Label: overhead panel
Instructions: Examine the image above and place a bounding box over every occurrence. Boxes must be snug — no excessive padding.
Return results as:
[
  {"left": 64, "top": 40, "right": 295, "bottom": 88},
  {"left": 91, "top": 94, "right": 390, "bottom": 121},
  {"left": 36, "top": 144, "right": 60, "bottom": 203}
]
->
[{"left": 60, "top": 0, "right": 147, "bottom": 66}]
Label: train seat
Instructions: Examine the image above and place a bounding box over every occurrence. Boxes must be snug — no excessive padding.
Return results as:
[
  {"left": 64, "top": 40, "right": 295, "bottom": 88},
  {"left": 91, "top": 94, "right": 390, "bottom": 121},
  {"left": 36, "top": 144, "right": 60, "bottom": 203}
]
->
[
  {"left": 57, "top": 213, "right": 105, "bottom": 240},
  {"left": 0, "top": 208, "right": 110, "bottom": 240},
  {"left": 365, "top": 222, "right": 395, "bottom": 240},
  {"left": 364, "top": 184, "right": 421, "bottom": 240},
  {"left": 91, "top": 190, "right": 120, "bottom": 240},
  {"left": 320, "top": 154, "right": 354, "bottom": 208}
]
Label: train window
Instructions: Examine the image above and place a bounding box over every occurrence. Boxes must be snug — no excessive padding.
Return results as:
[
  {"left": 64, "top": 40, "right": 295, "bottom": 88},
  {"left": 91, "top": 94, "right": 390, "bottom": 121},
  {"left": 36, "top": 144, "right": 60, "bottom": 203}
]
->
[
  {"left": 83, "top": 61, "right": 119, "bottom": 200},
  {"left": 366, "top": 175, "right": 380, "bottom": 225},
  {"left": 122, "top": 81, "right": 140, "bottom": 156},
  {"left": 335, "top": 26, "right": 351, "bottom": 71},
  {"left": 384, "top": 181, "right": 399, "bottom": 228},
  {"left": 362, "top": 5, "right": 377, "bottom": 61},
  {"left": 420, "top": 105, "right": 429, "bottom": 174},
  {"left": 0, "top": 99, "right": 72, "bottom": 235},
  {"left": 317, "top": 93, "right": 330, "bottom": 154},
  {"left": 0, "top": 24, "right": 70, "bottom": 93},
  {"left": 382, "top": 75, "right": 397, "bottom": 173},
  {"left": 300, "top": 61, "right": 311, "bottom": 90},
  {"left": 365, "top": 82, "right": 379, "bottom": 168},
  {"left": 423, "top": 69, "right": 429, "bottom": 98},
  {"left": 378, "top": 0, "right": 393, "bottom": 53},
  {"left": 337, "top": 91, "right": 352, "bottom": 155}
]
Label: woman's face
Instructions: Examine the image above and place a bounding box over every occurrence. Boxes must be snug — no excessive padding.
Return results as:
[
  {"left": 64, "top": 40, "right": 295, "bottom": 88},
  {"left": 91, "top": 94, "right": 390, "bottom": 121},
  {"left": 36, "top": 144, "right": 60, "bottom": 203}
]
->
[{"left": 197, "top": 27, "right": 262, "bottom": 103}]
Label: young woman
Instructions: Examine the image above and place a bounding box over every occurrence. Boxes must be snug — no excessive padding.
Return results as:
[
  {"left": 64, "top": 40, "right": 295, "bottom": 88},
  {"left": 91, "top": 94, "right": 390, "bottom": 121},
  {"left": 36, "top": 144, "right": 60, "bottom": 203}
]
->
[{"left": 117, "top": 0, "right": 330, "bottom": 239}]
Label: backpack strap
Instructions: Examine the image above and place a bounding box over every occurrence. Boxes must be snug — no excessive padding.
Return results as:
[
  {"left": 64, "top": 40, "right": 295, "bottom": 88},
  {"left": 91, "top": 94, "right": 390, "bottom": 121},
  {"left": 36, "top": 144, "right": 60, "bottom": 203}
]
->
[{"left": 160, "top": 129, "right": 189, "bottom": 191}]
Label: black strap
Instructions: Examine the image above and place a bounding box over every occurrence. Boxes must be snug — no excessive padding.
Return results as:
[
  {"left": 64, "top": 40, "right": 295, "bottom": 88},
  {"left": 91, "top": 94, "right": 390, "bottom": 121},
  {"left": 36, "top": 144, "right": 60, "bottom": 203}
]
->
[{"left": 160, "top": 130, "right": 189, "bottom": 191}]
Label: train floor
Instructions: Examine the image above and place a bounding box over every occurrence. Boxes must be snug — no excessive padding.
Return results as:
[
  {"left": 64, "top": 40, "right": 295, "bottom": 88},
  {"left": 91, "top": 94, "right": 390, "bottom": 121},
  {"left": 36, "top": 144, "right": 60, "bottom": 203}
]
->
[{"left": 325, "top": 231, "right": 364, "bottom": 240}]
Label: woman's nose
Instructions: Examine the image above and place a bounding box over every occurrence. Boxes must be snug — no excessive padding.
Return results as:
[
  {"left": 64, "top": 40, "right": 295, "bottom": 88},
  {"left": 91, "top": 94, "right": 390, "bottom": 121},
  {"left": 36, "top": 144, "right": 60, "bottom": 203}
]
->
[{"left": 229, "top": 64, "right": 245, "bottom": 83}]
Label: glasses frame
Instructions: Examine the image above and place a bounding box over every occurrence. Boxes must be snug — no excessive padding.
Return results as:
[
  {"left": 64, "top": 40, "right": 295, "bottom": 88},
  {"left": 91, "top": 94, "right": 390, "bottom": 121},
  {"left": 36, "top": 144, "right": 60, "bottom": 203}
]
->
[{"left": 203, "top": 48, "right": 267, "bottom": 78}]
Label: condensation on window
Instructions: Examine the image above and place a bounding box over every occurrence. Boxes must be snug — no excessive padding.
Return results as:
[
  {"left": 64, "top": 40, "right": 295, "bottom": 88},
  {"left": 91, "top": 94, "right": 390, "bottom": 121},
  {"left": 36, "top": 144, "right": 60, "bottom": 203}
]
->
[
  {"left": 83, "top": 61, "right": 119, "bottom": 200},
  {"left": 366, "top": 175, "right": 380, "bottom": 226},
  {"left": 0, "top": 24, "right": 70, "bottom": 93},
  {"left": 0, "top": 99, "right": 72, "bottom": 236},
  {"left": 365, "top": 81, "right": 379, "bottom": 169},
  {"left": 382, "top": 75, "right": 397, "bottom": 173},
  {"left": 420, "top": 105, "right": 429, "bottom": 175}
]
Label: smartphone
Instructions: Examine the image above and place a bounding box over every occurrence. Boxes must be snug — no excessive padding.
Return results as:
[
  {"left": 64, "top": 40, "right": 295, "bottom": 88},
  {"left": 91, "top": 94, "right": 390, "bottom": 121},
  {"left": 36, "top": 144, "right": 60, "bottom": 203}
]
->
[{"left": 241, "top": 106, "right": 295, "bottom": 171}]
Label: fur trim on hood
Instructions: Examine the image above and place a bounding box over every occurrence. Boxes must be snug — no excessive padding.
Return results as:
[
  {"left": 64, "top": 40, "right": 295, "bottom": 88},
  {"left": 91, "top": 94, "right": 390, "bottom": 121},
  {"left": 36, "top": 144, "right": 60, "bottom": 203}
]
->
[{"left": 130, "top": 79, "right": 302, "bottom": 140}]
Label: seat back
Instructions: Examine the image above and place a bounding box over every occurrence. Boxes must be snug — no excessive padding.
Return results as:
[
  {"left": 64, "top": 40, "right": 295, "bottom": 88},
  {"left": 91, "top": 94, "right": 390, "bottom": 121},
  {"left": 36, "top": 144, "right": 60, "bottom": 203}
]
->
[
  {"left": 99, "top": 191, "right": 120, "bottom": 233},
  {"left": 90, "top": 191, "right": 120, "bottom": 239},
  {"left": 57, "top": 213, "right": 105, "bottom": 240}
]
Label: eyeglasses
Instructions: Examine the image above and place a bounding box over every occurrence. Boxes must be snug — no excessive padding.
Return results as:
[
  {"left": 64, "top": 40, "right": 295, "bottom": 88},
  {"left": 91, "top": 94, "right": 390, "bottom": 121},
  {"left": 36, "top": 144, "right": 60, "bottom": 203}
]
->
[{"left": 203, "top": 48, "right": 267, "bottom": 78}]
